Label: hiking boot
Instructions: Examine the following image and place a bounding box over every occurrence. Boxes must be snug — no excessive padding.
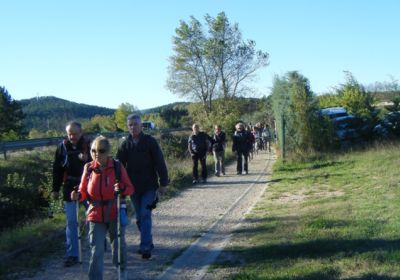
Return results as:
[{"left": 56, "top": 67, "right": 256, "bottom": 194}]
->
[
  {"left": 64, "top": 256, "right": 78, "bottom": 267},
  {"left": 202, "top": 178, "right": 207, "bottom": 183},
  {"left": 236, "top": 171, "right": 242, "bottom": 175},
  {"left": 137, "top": 244, "right": 154, "bottom": 254},
  {"left": 245, "top": 170, "right": 248, "bottom": 175},
  {"left": 192, "top": 179, "right": 198, "bottom": 184},
  {"left": 142, "top": 252, "right": 152, "bottom": 260},
  {"left": 214, "top": 172, "right": 220, "bottom": 177}
]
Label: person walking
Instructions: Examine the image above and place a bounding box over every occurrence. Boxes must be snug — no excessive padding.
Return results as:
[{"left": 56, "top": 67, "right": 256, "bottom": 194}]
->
[
  {"left": 71, "top": 136, "right": 134, "bottom": 280},
  {"left": 212, "top": 124, "right": 226, "bottom": 176},
  {"left": 262, "top": 124, "right": 273, "bottom": 152},
  {"left": 52, "top": 121, "right": 91, "bottom": 267},
  {"left": 188, "top": 123, "right": 211, "bottom": 184},
  {"left": 116, "top": 114, "right": 169, "bottom": 260},
  {"left": 232, "top": 122, "right": 252, "bottom": 175}
]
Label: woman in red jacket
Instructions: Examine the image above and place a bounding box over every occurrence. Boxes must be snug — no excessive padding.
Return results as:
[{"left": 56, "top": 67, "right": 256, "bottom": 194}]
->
[{"left": 71, "top": 136, "right": 134, "bottom": 280}]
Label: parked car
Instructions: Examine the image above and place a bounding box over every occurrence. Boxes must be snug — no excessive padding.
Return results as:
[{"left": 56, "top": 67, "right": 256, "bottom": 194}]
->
[
  {"left": 331, "top": 115, "right": 372, "bottom": 148},
  {"left": 320, "top": 107, "right": 348, "bottom": 119},
  {"left": 142, "top": 121, "right": 156, "bottom": 130},
  {"left": 373, "top": 111, "right": 400, "bottom": 139}
]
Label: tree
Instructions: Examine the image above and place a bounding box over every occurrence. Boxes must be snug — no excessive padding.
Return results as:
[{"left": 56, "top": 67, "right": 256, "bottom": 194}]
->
[
  {"left": 0, "top": 86, "right": 24, "bottom": 140},
  {"left": 166, "top": 16, "right": 218, "bottom": 115},
  {"left": 167, "top": 12, "right": 269, "bottom": 116},
  {"left": 114, "top": 103, "right": 138, "bottom": 131},
  {"left": 206, "top": 12, "right": 269, "bottom": 99},
  {"left": 338, "top": 72, "right": 375, "bottom": 119}
]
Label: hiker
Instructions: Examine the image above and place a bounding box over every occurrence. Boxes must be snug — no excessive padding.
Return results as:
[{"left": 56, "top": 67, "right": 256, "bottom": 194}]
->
[
  {"left": 212, "top": 124, "right": 226, "bottom": 176},
  {"left": 232, "top": 122, "right": 252, "bottom": 175},
  {"left": 262, "top": 124, "right": 273, "bottom": 152},
  {"left": 71, "top": 136, "right": 134, "bottom": 280},
  {"left": 116, "top": 114, "right": 169, "bottom": 260},
  {"left": 188, "top": 123, "right": 212, "bottom": 183},
  {"left": 52, "top": 121, "right": 91, "bottom": 267}
]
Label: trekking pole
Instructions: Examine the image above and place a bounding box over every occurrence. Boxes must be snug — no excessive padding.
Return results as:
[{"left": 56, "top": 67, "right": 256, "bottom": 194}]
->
[
  {"left": 75, "top": 187, "right": 82, "bottom": 266},
  {"left": 117, "top": 192, "right": 121, "bottom": 280}
]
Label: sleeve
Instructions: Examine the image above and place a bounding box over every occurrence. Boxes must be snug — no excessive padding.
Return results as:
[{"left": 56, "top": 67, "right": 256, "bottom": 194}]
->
[
  {"left": 120, "top": 165, "right": 134, "bottom": 196},
  {"left": 188, "top": 136, "right": 194, "bottom": 154},
  {"left": 52, "top": 144, "right": 64, "bottom": 193},
  {"left": 116, "top": 141, "right": 128, "bottom": 167},
  {"left": 78, "top": 163, "right": 90, "bottom": 202},
  {"left": 150, "top": 137, "right": 169, "bottom": 187}
]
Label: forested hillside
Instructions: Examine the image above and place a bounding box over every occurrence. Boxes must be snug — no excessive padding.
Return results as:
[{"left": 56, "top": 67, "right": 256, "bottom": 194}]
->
[{"left": 19, "top": 96, "right": 115, "bottom": 132}]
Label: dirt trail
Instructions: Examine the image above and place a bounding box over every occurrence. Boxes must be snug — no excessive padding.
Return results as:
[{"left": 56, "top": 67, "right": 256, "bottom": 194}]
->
[{"left": 21, "top": 151, "right": 275, "bottom": 280}]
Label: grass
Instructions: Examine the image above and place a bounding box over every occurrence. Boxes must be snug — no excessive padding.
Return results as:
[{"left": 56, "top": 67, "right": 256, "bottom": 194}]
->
[{"left": 211, "top": 143, "right": 400, "bottom": 280}]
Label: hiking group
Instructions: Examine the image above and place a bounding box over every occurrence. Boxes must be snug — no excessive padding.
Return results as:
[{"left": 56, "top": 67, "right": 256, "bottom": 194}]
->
[{"left": 52, "top": 117, "right": 273, "bottom": 280}]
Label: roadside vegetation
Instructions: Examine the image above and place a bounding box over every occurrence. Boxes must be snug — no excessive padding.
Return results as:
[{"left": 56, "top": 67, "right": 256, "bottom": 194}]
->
[{"left": 211, "top": 142, "right": 400, "bottom": 279}]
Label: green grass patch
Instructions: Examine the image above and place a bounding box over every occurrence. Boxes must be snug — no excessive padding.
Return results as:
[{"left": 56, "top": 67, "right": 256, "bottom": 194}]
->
[{"left": 214, "top": 143, "right": 400, "bottom": 279}]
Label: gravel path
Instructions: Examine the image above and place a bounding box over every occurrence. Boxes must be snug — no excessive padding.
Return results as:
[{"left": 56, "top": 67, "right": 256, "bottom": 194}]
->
[{"left": 21, "top": 151, "right": 275, "bottom": 280}]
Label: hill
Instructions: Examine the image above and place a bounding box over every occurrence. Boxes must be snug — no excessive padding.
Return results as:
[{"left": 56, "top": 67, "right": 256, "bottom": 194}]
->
[
  {"left": 19, "top": 96, "right": 115, "bottom": 132},
  {"left": 18, "top": 96, "right": 191, "bottom": 133}
]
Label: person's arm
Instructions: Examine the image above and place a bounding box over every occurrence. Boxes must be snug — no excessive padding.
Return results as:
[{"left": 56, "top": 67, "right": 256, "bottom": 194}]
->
[
  {"left": 150, "top": 137, "right": 169, "bottom": 187},
  {"left": 116, "top": 141, "right": 128, "bottom": 167},
  {"left": 52, "top": 144, "right": 64, "bottom": 199}
]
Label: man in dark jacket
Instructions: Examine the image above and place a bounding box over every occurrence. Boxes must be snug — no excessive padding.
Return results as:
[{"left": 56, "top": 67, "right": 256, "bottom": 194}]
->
[
  {"left": 212, "top": 124, "right": 226, "bottom": 176},
  {"left": 52, "top": 121, "right": 91, "bottom": 267},
  {"left": 188, "top": 123, "right": 211, "bottom": 184},
  {"left": 116, "top": 114, "right": 169, "bottom": 259},
  {"left": 232, "top": 122, "right": 252, "bottom": 175}
]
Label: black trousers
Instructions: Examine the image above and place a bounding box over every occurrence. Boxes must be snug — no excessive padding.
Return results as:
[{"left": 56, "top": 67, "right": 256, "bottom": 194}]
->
[
  {"left": 192, "top": 154, "right": 207, "bottom": 180},
  {"left": 236, "top": 150, "right": 249, "bottom": 173}
]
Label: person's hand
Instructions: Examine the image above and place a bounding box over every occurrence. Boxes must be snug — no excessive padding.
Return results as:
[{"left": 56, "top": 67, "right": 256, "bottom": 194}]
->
[
  {"left": 114, "top": 183, "right": 121, "bottom": 195},
  {"left": 78, "top": 153, "right": 88, "bottom": 162},
  {"left": 52, "top": 191, "right": 59, "bottom": 200},
  {"left": 71, "top": 191, "right": 80, "bottom": 201}
]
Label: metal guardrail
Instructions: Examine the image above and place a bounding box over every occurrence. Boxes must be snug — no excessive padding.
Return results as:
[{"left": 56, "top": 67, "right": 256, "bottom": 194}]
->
[
  {"left": 0, "top": 132, "right": 127, "bottom": 159},
  {"left": 0, "top": 128, "right": 191, "bottom": 159}
]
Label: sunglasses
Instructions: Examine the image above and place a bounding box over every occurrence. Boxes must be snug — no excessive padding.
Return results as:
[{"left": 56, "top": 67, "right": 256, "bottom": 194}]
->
[{"left": 91, "top": 148, "right": 107, "bottom": 154}]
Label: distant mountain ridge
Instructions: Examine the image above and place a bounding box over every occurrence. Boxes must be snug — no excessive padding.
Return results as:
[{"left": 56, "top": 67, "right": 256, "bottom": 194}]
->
[{"left": 18, "top": 96, "right": 189, "bottom": 132}]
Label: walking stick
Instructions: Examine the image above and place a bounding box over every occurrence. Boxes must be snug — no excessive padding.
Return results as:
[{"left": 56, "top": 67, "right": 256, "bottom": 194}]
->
[
  {"left": 117, "top": 192, "right": 121, "bottom": 280},
  {"left": 76, "top": 196, "right": 82, "bottom": 265}
]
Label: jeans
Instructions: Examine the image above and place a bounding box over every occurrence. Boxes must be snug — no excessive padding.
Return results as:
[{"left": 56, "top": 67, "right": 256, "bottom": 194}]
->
[
  {"left": 236, "top": 150, "right": 249, "bottom": 173},
  {"left": 191, "top": 154, "right": 207, "bottom": 180},
  {"left": 213, "top": 151, "right": 225, "bottom": 175},
  {"left": 88, "top": 221, "right": 127, "bottom": 280},
  {"left": 64, "top": 201, "right": 78, "bottom": 258},
  {"left": 131, "top": 190, "right": 157, "bottom": 253}
]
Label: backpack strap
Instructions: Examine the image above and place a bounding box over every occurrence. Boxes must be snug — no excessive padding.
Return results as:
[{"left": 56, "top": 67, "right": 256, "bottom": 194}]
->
[{"left": 113, "top": 159, "right": 121, "bottom": 183}]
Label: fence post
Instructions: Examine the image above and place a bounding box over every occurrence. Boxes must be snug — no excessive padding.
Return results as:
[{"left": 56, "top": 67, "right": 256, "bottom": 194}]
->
[{"left": 281, "top": 114, "right": 286, "bottom": 161}]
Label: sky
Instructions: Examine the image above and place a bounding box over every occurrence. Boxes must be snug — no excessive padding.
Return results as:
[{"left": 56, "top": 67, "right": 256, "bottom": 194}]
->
[{"left": 1, "top": 0, "right": 399, "bottom": 110}]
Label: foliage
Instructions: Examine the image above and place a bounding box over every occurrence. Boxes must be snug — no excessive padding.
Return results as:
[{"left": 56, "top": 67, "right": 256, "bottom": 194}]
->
[
  {"left": 0, "top": 151, "right": 54, "bottom": 231},
  {"left": 271, "top": 72, "right": 329, "bottom": 157},
  {"left": 337, "top": 72, "right": 375, "bottom": 119},
  {"left": 205, "top": 12, "right": 269, "bottom": 99},
  {"left": 318, "top": 93, "right": 342, "bottom": 108},
  {"left": 0, "top": 86, "right": 24, "bottom": 140},
  {"left": 19, "top": 96, "right": 114, "bottom": 132},
  {"left": 114, "top": 102, "right": 138, "bottom": 131},
  {"left": 82, "top": 114, "right": 117, "bottom": 133},
  {"left": 167, "top": 12, "right": 268, "bottom": 115},
  {"left": 159, "top": 106, "right": 189, "bottom": 128}
]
